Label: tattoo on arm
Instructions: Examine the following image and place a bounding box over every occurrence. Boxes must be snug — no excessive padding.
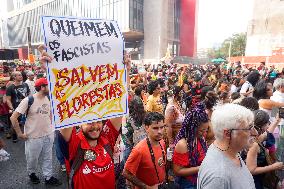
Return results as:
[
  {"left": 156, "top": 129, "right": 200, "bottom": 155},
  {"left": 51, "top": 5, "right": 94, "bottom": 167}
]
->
[{"left": 123, "top": 170, "right": 147, "bottom": 189}]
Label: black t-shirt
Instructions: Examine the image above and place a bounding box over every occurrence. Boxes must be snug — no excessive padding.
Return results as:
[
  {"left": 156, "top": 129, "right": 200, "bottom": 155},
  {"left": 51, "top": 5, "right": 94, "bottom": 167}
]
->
[{"left": 6, "top": 83, "right": 30, "bottom": 109}]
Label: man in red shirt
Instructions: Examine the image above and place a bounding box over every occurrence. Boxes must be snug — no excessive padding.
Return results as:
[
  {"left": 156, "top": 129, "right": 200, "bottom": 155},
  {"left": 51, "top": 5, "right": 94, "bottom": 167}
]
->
[
  {"left": 40, "top": 50, "right": 131, "bottom": 189},
  {"left": 123, "top": 112, "right": 166, "bottom": 189},
  {"left": 60, "top": 118, "right": 123, "bottom": 189}
]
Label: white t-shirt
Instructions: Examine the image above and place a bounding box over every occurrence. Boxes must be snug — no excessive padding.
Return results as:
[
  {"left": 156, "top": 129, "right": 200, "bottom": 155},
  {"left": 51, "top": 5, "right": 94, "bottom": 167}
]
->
[
  {"left": 15, "top": 95, "right": 53, "bottom": 138},
  {"left": 270, "top": 90, "right": 284, "bottom": 126},
  {"left": 240, "top": 81, "right": 253, "bottom": 97},
  {"left": 230, "top": 85, "right": 238, "bottom": 94},
  {"left": 25, "top": 80, "right": 36, "bottom": 95}
]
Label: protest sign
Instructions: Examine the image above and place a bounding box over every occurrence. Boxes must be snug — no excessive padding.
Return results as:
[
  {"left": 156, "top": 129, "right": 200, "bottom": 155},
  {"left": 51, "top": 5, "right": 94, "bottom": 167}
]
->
[{"left": 41, "top": 16, "right": 127, "bottom": 129}]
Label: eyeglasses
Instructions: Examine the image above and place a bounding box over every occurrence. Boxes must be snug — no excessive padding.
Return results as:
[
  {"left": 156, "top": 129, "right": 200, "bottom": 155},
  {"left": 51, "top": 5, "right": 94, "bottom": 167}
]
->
[{"left": 230, "top": 124, "right": 255, "bottom": 132}]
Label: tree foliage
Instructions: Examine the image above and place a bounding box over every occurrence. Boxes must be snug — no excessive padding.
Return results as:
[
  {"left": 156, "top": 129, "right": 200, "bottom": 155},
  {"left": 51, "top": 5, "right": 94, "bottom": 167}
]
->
[{"left": 208, "top": 32, "right": 247, "bottom": 59}]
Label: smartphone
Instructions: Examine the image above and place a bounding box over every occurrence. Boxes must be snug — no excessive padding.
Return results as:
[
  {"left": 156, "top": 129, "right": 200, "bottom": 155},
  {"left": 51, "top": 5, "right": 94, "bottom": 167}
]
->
[{"left": 279, "top": 107, "right": 284, "bottom": 119}]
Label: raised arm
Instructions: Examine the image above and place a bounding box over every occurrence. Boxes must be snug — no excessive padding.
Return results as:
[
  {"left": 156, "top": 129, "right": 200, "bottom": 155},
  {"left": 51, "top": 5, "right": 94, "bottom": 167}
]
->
[
  {"left": 59, "top": 127, "right": 73, "bottom": 142},
  {"left": 110, "top": 116, "right": 123, "bottom": 131}
]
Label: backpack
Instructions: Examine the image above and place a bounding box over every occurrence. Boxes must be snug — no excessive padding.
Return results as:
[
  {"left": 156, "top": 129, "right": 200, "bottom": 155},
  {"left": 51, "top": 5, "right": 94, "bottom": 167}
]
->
[
  {"left": 19, "top": 96, "right": 34, "bottom": 125},
  {"left": 26, "top": 95, "right": 50, "bottom": 116}
]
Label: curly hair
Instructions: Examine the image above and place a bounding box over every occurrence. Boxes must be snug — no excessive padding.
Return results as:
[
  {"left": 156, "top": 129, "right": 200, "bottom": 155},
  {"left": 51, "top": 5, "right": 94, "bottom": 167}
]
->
[
  {"left": 231, "top": 92, "right": 240, "bottom": 101},
  {"left": 247, "top": 71, "right": 260, "bottom": 87},
  {"left": 253, "top": 80, "right": 270, "bottom": 100},
  {"left": 134, "top": 85, "right": 145, "bottom": 97},
  {"left": 203, "top": 91, "right": 218, "bottom": 110},
  {"left": 253, "top": 110, "right": 270, "bottom": 132},
  {"left": 240, "top": 97, "right": 259, "bottom": 111},
  {"left": 129, "top": 96, "right": 146, "bottom": 126},
  {"left": 143, "top": 112, "right": 165, "bottom": 126},
  {"left": 147, "top": 80, "right": 159, "bottom": 95}
]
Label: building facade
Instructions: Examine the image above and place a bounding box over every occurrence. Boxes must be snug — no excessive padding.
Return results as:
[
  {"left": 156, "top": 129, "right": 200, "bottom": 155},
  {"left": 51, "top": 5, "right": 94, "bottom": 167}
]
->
[
  {"left": 246, "top": 0, "right": 284, "bottom": 56},
  {"left": 2, "top": 0, "right": 197, "bottom": 62}
]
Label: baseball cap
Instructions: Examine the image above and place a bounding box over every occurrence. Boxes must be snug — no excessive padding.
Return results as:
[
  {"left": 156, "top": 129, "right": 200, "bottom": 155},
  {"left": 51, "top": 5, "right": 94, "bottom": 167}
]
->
[{"left": 35, "top": 78, "right": 48, "bottom": 87}]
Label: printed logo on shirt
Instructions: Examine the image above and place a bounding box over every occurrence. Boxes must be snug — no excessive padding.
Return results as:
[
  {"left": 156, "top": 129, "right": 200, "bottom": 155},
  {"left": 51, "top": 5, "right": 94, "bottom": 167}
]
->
[
  {"left": 103, "top": 149, "right": 107, "bottom": 157},
  {"left": 92, "top": 163, "right": 112, "bottom": 173},
  {"left": 36, "top": 104, "right": 49, "bottom": 114},
  {"left": 158, "top": 157, "right": 164, "bottom": 167},
  {"left": 83, "top": 165, "right": 91, "bottom": 175},
  {"left": 103, "top": 125, "right": 110, "bottom": 134},
  {"left": 16, "top": 87, "right": 28, "bottom": 99},
  {"left": 82, "top": 163, "right": 113, "bottom": 175}
]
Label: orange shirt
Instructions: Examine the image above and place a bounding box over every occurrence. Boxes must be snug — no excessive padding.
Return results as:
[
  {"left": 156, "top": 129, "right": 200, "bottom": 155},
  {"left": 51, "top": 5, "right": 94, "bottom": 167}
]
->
[{"left": 124, "top": 139, "right": 166, "bottom": 188}]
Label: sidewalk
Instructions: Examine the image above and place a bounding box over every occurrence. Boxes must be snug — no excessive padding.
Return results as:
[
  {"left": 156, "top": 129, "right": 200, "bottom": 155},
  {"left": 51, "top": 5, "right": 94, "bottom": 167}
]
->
[{"left": 0, "top": 133, "right": 67, "bottom": 189}]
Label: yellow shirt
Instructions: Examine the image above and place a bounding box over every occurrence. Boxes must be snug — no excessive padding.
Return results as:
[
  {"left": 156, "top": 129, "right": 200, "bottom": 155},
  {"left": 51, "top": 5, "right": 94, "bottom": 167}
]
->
[
  {"left": 151, "top": 74, "right": 158, "bottom": 81},
  {"left": 178, "top": 72, "right": 184, "bottom": 87},
  {"left": 146, "top": 95, "right": 163, "bottom": 114}
]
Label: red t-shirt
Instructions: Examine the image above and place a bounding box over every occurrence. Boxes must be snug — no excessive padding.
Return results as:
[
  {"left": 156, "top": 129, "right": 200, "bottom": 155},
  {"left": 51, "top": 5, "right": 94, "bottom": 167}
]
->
[
  {"left": 0, "top": 88, "right": 9, "bottom": 115},
  {"left": 67, "top": 120, "right": 119, "bottom": 189},
  {"left": 172, "top": 140, "right": 206, "bottom": 184},
  {"left": 0, "top": 103, "right": 9, "bottom": 115},
  {"left": 124, "top": 138, "right": 166, "bottom": 189}
]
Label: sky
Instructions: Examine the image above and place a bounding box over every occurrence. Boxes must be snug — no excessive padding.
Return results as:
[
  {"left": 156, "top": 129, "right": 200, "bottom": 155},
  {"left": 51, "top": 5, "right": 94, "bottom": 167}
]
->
[{"left": 197, "top": 0, "right": 254, "bottom": 49}]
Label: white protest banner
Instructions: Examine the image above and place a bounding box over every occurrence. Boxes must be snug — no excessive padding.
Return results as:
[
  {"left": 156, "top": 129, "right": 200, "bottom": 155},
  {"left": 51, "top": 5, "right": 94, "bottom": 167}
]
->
[{"left": 41, "top": 16, "right": 127, "bottom": 129}]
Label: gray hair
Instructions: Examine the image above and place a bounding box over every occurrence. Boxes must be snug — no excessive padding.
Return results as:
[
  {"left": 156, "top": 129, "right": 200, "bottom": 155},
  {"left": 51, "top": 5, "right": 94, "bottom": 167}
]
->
[
  {"left": 26, "top": 71, "right": 34, "bottom": 76},
  {"left": 273, "top": 78, "right": 284, "bottom": 90},
  {"left": 211, "top": 104, "right": 254, "bottom": 140},
  {"left": 11, "top": 71, "right": 21, "bottom": 79}
]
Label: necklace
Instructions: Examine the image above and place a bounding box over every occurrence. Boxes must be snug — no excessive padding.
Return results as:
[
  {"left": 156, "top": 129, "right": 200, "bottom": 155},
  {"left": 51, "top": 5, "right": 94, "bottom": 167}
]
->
[
  {"left": 213, "top": 142, "right": 229, "bottom": 151},
  {"left": 214, "top": 142, "right": 242, "bottom": 167}
]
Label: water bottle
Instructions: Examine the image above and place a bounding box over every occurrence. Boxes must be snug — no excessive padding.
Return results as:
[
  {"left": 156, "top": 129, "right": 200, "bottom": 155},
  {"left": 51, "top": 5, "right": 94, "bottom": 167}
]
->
[{"left": 167, "top": 147, "right": 173, "bottom": 161}]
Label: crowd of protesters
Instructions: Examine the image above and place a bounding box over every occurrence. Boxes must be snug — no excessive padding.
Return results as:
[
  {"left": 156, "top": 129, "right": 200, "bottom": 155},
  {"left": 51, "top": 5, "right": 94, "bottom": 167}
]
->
[{"left": 1, "top": 52, "right": 284, "bottom": 189}]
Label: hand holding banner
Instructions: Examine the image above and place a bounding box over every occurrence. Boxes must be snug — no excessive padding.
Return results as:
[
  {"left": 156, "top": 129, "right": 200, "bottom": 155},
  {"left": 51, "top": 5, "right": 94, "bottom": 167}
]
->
[{"left": 41, "top": 16, "right": 128, "bottom": 129}]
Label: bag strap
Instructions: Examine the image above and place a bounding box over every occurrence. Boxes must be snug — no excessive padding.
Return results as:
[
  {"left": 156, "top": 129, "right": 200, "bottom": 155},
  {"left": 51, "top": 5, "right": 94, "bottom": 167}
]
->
[
  {"left": 68, "top": 142, "right": 85, "bottom": 189},
  {"left": 103, "top": 143, "right": 114, "bottom": 161},
  {"left": 257, "top": 141, "right": 274, "bottom": 165},
  {"left": 68, "top": 142, "right": 114, "bottom": 189},
  {"left": 26, "top": 96, "right": 34, "bottom": 117},
  {"left": 146, "top": 137, "right": 165, "bottom": 184},
  {"left": 68, "top": 127, "right": 117, "bottom": 189}
]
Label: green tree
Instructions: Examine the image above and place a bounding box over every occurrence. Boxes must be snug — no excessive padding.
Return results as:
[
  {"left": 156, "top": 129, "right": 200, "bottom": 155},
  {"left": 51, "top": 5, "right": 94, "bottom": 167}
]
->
[
  {"left": 207, "top": 47, "right": 226, "bottom": 59},
  {"left": 207, "top": 32, "right": 247, "bottom": 59}
]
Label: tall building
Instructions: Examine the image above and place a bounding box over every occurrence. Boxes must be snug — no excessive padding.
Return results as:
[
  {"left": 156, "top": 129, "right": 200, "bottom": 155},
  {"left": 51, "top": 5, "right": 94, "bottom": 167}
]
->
[
  {"left": 3, "top": 0, "right": 198, "bottom": 62},
  {"left": 246, "top": 0, "right": 284, "bottom": 56}
]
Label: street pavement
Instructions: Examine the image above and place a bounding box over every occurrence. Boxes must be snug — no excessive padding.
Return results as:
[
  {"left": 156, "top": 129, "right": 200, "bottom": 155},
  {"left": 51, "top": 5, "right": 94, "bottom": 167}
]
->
[{"left": 0, "top": 132, "right": 67, "bottom": 189}]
